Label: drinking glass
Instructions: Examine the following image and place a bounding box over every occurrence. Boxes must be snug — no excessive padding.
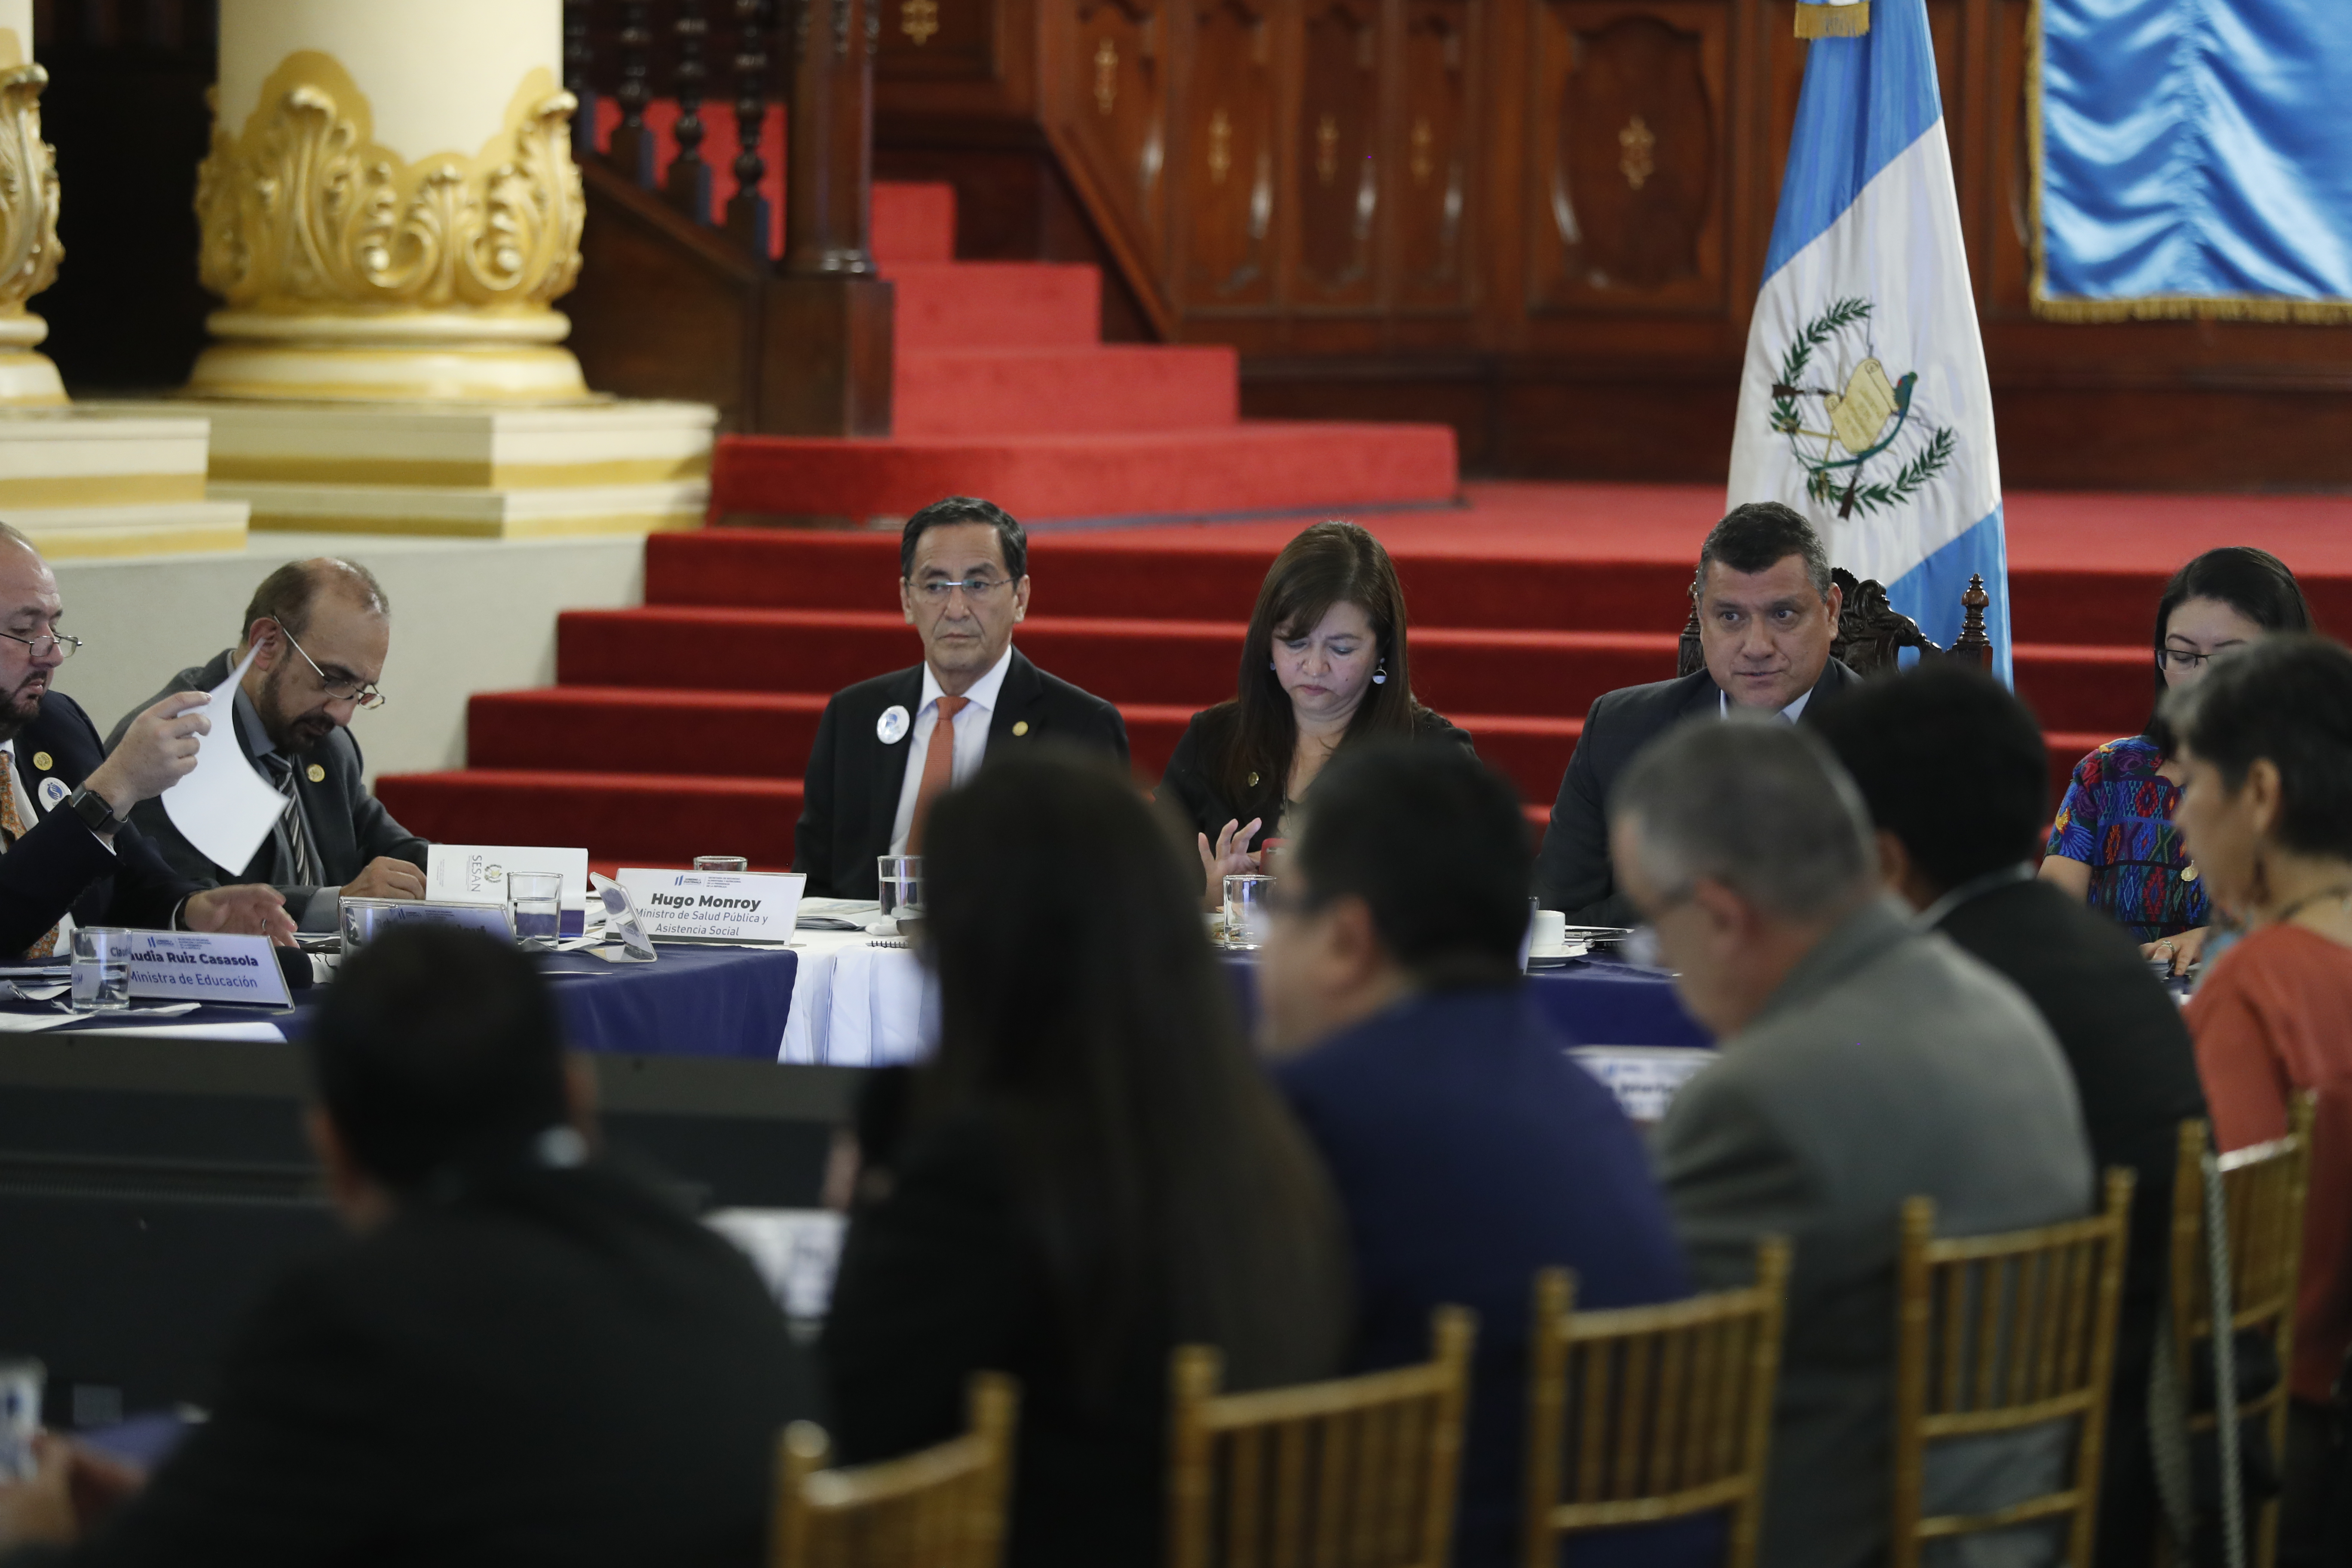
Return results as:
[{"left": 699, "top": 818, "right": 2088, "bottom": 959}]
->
[
  {"left": 877, "top": 855, "right": 922, "bottom": 920},
  {"left": 70, "top": 926, "right": 132, "bottom": 1011},
  {"left": 1222, "top": 874, "right": 1276, "bottom": 950},
  {"left": 508, "top": 871, "right": 564, "bottom": 951},
  {"left": 695, "top": 855, "right": 750, "bottom": 872},
  {"left": 0, "top": 1359, "right": 40, "bottom": 1482}
]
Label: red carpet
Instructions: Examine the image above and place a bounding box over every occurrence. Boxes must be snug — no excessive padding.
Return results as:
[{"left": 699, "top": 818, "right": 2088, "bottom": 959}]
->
[{"left": 374, "top": 484, "right": 2352, "bottom": 870}]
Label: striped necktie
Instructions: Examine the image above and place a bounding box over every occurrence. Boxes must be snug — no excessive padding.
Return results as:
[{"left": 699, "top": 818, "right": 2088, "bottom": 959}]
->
[
  {"left": 0, "top": 752, "right": 64, "bottom": 959},
  {"left": 263, "top": 753, "right": 322, "bottom": 887}
]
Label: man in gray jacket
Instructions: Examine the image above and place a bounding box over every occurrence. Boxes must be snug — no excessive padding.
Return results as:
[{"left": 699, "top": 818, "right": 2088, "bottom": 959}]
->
[
  {"left": 108, "top": 559, "right": 428, "bottom": 934},
  {"left": 1610, "top": 717, "right": 2094, "bottom": 1568}
]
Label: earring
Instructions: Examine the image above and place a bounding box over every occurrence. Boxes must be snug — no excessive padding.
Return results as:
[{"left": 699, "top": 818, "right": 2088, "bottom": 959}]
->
[{"left": 1372, "top": 659, "right": 1388, "bottom": 686}]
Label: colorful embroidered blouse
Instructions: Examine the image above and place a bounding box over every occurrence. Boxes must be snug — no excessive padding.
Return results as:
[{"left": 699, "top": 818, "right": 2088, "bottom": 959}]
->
[{"left": 2045, "top": 735, "right": 2211, "bottom": 941}]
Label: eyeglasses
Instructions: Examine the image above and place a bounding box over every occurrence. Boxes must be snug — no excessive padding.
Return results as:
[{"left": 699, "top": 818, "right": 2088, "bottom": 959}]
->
[
  {"left": 908, "top": 576, "right": 1012, "bottom": 603},
  {"left": 2157, "top": 646, "right": 2233, "bottom": 675},
  {"left": 0, "top": 630, "right": 81, "bottom": 660},
  {"left": 269, "top": 619, "right": 386, "bottom": 709}
]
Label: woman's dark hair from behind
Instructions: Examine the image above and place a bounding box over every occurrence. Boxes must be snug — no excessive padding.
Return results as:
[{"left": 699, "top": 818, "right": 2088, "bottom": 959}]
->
[
  {"left": 919, "top": 748, "right": 1351, "bottom": 1404},
  {"left": 2145, "top": 547, "right": 2313, "bottom": 735},
  {"left": 2165, "top": 635, "right": 2352, "bottom": 864},
  {"left": 1213, "top": 521, "right": 1430, "bottom": 818}
]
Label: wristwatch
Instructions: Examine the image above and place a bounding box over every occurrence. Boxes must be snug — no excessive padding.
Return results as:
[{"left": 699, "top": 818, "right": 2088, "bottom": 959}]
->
[{"left": 67, "top": 785, "right": 130, "bottom": 836}]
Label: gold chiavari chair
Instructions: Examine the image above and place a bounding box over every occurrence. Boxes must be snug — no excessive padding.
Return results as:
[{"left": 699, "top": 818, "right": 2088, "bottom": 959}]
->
[
  {"left": 1890, "top": 1168, "right": 2135, "bottom": 1568},
  {"left": 772, "top": 1372, "right": 1019, "bottom": 1568},
  {"left": 2164, "top": 1091, "right": 2319, "bottom": 1568},
  {"left": 1167, "top": 1308, "right": 1476, "bottom": 1568},
  {"left": 1522, "top": 1237, "right": 1791, "bottom": 1568}
]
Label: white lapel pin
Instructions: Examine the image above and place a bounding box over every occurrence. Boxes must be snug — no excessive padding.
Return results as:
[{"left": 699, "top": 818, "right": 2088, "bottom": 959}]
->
[
  {"left": 876, "top": 704, "right": 911, "bottom": 745},
  {"left": 37, "top": 776, "right": 69, "bottom": 811}
]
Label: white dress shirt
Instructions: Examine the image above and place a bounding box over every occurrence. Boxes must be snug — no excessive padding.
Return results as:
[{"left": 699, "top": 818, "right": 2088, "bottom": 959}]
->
[
  {"left": 887, "top": 646, "right": 1015, "bottom": 855},
  {"left": 1719, "top": 684, "right": 1816, "bottom": 722}
]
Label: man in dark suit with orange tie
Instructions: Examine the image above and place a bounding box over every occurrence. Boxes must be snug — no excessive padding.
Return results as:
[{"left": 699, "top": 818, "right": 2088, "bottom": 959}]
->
[{"left": 795, "top": 497, "right": 1130, "bottom": 899}]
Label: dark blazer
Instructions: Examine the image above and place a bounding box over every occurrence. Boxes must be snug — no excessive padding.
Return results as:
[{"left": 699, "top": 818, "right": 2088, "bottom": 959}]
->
[
  {"left": 10, "top": 1161, "right": 808, "bottom": 1568},
  {"left": 107, "top": 652, "right": 428, "bottom": 932},
  {"left": 1931, "top": 875, "right": 2208, "bottom": 1568},
  {"left": 824, "top": 1112, "right": 1348, "bottom": 1568},
  {"left": 1534, "top": 660, "right": 1861, "bottom": 925},
  {"left": 0, "top": 692, "right": 199, "bottom": 958},
  {"left": 1655, "top": 901, "right": 2094, "bottom": 1568},
  {"left": 794, "top": 648, "right": 1129, "bottom": 899},
  {"left": 1274, "top": 986, "right": 1707, "bottom": 1568},
  {"left": 1155, "top": 704, "right": 1476, "bottom": 848}
]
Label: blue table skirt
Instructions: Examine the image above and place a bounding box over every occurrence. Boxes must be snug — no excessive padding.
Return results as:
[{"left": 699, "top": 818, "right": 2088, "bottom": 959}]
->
[
  {"left": 1222, "top": 955, "right": 1712, "bottom": 1049},
  {"left": 10, "top": 943, "right": 798, "bottom": 1062}
]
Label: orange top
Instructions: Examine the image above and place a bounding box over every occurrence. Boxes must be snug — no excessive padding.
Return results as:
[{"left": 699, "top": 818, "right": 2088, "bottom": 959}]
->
[{"left": 2186, "top": 923, "right": 2352, "bottom": 1403}]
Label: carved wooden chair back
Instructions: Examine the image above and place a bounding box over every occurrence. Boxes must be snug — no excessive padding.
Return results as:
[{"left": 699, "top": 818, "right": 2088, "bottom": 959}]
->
[
  {"left": 1166, "top": 1307, "right": 1476, "bottom": 1568},
  {"left": 1675, "top": 570, "right": 1994, "bottom": 678},
  {"left": 1522, "top": 1237, "right": 1792, "bottom": 1568},
  {"left": 1889, "top": 1169, "right": 2135, "bottom": 1568},
  {"left": 772, "top": 1372, "right": 1019, "bottom": 1568},
  {"left": 2165, "top": 1091, "right": 2319, "bottom": 1568}
]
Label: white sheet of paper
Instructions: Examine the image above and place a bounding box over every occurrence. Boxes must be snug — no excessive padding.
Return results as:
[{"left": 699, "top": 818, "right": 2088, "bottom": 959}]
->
[
  {"left": 159, "top": 645, "right": 288, "bottom": 875},
  {"left": 0, "top": 1010, "right": 90, "bottom": 1032}
]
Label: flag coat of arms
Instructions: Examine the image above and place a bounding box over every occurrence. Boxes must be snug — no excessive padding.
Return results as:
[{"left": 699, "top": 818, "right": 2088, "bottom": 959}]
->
[{"left": 1727, "top": 0, "right": 2009, "bottom": 680}]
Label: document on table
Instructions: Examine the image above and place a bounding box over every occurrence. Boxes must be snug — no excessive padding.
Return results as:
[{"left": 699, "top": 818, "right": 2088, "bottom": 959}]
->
[
  {"left": 796, "top": 897, "right": 879, "bottom": 931},
  {"left": 0, "top": 1010, "right": 90, "bottom": 1032},
  {"left": 160, "top": 645, "right": 288, "bottom": 875}
]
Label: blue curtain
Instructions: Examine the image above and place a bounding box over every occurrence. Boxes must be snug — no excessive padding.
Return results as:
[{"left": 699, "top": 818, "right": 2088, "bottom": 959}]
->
[{"left": 2038, "top": 0, "right": 2352, "bottom": 317}]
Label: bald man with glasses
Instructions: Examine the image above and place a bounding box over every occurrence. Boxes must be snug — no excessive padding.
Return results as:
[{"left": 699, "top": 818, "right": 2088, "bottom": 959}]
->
[
  {"left": 109, "top": 558, "right": 430, "bottom": 934},
  {"left": 795, "top": 496, "right": 1129, "bottom": 899}
]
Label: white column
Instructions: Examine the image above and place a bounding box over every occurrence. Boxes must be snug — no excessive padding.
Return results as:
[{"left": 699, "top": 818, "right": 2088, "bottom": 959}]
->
[
  {"left": 0, "top": 0, "right": 66, "bottom": 405},
  {"left": 188, "top": 0, "right": 591, "bottom": 402}
]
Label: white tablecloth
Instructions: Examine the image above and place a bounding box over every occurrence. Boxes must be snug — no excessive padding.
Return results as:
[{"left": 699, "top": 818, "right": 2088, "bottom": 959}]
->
[{"left": 779, "top": 929, "right": 937, "bottom": 1065}]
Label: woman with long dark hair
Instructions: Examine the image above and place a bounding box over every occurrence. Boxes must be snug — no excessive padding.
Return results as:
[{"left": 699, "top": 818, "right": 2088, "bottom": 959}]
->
[
  {"left": 1158, "top": 521, "right": 1473, "bottom": 900},
  {"left": 2041, "top": 546, "right": 2313, "bottom": 971},
  {"left": 820, "top": 751, "right": 1353, "bottom": 1568}
]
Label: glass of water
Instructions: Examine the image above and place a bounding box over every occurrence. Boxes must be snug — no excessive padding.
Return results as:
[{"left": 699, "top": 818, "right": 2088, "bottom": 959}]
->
[
  {"left": 1222, "top": 874, "right": 1276, "bottom": 950},
  {"left": 876, "top": 855, "right": 922, "bottom": 921},
  {"left": 695, "top": 855, "right": 750, "bottom": 872},
  {"left": 70, "top": 926, "right": 132, "bottom": 1011},
  {"left": 508, "top": 871, "right": 564, "bottom": 951}
]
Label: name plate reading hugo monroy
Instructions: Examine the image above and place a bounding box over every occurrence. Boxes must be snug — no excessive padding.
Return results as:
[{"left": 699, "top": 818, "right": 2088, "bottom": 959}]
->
[
  {"left": 616, "top": 869, "right": 807, "bottom": 945},
  {"left": 124, "top": 931, "right": 294, "bottom": 1009}
]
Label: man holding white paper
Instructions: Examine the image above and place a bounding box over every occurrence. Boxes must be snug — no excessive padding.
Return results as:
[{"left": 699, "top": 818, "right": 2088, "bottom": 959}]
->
[
  {"left": 0, "top": 525, "right": 294, "bottom": 957},
  {"left": 110, "top": 559, "right": 429, "bottom": 934}
]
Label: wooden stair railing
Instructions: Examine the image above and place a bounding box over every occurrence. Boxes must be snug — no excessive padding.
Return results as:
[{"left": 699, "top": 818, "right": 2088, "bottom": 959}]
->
[{"left": 564, "top": 0, "right": 894, "bottom": 435}]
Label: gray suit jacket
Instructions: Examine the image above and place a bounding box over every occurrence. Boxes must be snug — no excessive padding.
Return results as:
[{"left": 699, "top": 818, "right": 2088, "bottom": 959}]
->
[
  {"left": 1654, "top": 900, "right": 2095, "bottom": 1568},
  {"left": 106, "top": 651, "right": 429, "bottom": 933}
]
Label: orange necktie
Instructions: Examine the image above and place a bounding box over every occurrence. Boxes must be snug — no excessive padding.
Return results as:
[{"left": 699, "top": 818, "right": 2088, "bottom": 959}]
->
[
  {"left": 0, "top": 753, "right": 64, "bottom": 959},
  {"left": 907, "top": 695, "right": 969, "bottom": 854}
]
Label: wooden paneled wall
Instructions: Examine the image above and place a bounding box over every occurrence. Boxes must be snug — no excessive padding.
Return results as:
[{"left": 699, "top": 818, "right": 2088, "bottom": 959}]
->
[{"left": 875, "top": 0, "right": 2352, "bottom": 487}]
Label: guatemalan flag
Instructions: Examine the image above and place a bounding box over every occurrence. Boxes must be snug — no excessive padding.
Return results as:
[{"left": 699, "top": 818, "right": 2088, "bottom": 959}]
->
[{"left": 1726, "top": 0, "right": 2009, "bottom": 681}]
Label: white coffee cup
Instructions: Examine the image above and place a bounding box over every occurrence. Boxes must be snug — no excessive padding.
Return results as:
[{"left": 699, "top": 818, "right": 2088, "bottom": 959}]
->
[{"left": 1530, "top": 909, "right": 1567, "bottom": 955}]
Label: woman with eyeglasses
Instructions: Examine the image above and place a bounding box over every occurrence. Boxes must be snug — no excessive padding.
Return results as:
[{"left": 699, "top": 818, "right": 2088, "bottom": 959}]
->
[
  {"left": 1155, "top": 522, "right": 1474, "bottom": 904},
  {"left": 2040, "top": 547, "right": 2313, "bottom": 971}
]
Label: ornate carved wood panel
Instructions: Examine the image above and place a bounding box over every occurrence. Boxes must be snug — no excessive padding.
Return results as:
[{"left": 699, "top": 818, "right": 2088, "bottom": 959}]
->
[
  {"left": 1529, "top": 1, "right": 1729, "bottom": 313},
  {"left": 1292, "top": 0, "right": 1381, "bottom": 302},
  {"left": 1071, "top": 0, "right": 1173, "bottom": 260},
  {"left": 1181, "top": 0, "right": 1280, "bottom": 304},
  {"left": 1395, "top": 0, "right": 1476, "bottom": 308},
  {"left": 878, "top": 0, "right": 1001, "bottom": 77}
]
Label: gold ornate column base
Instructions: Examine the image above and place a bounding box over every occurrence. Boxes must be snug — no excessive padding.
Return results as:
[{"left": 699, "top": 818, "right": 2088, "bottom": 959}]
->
[
  {"left": 0, "top": 58, "right": 66, "bottom": 405},
  {"left": 187, "top": 310, "right": 590, "bottom": 402},
  {"left": 190, "top": 52, "right": 591, "bottom": 405},
  {"left": 0, "top": 315, "right": 66, "bottom": 404}
]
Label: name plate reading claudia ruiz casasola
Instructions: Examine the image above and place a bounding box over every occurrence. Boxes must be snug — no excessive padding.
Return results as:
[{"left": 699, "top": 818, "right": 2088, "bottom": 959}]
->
[
  {"left": 615, "top": 869, "right": 807, "bottom": 945},
  {"left": 124, "top": 931, "right": 294, "bottom": 1008}
]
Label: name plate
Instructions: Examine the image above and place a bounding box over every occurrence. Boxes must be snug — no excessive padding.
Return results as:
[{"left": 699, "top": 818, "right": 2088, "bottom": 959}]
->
[
  {"left": 616, "top": 869, "right": 806, "bottom": 945},
  {"left": 124, "top": 931, "right": 294, "bottom": 1009},
  {"left": 426, "top": 844, "right": 591, "bottom": 937}
]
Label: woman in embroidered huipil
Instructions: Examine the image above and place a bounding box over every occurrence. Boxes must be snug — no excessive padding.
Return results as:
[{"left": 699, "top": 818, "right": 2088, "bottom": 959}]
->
[{"left": 2040, "top": 547, "right": 2313, "bottom": 971}]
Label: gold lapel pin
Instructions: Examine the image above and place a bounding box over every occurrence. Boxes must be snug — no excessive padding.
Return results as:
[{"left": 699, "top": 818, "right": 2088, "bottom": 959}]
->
[
  {"left": 1247, "top": 771, "right": 1260, "bottom": 787},
  {"left": 2182, "top": 864, "right": 2199, "bottom": 883},
  {"left": 306, "top": 763, "right": 327, "bottom": 783},
  {"left": 31, "top": 751, "right": 51, "bottom": 772},
  {"left": 1012, "top": 720, "right": 1029, "bottom": 737}
]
